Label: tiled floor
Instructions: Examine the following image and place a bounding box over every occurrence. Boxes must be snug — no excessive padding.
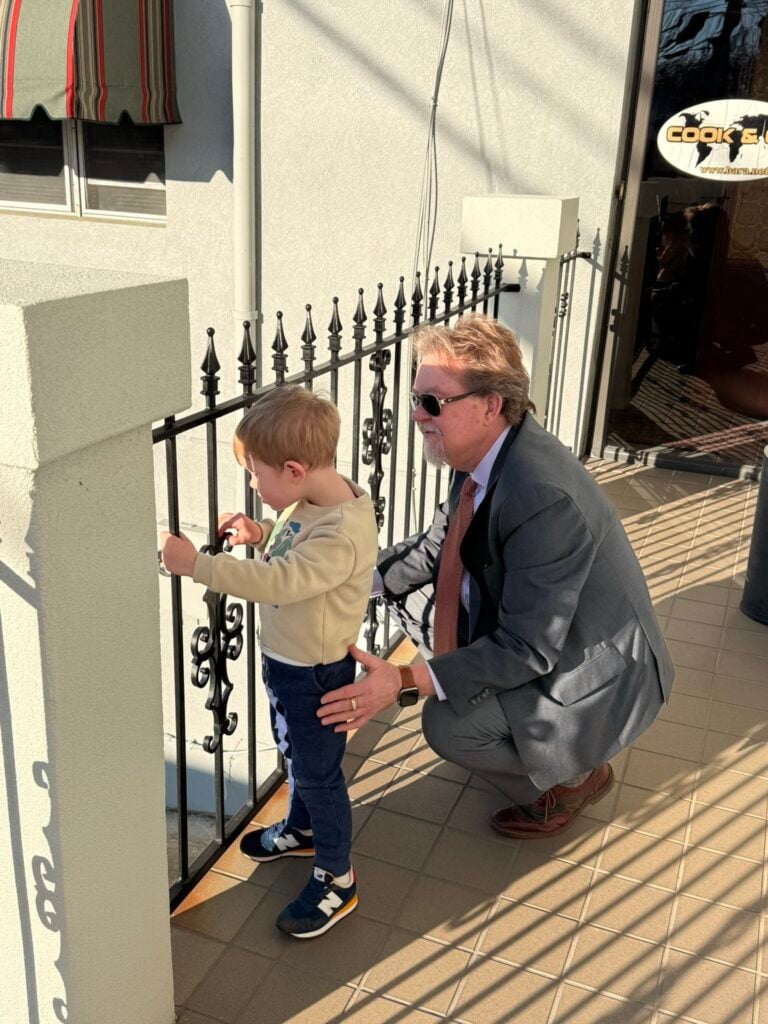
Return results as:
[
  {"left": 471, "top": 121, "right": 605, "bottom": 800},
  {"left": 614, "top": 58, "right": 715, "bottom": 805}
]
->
[{"left": 171, "top": 461, "right": 768, "bottom": 1024}]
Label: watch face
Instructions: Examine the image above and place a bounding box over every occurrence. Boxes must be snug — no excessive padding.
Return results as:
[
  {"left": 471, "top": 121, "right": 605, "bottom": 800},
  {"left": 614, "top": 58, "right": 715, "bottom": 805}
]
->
[{"left": 398, "top": 687, "right": 419, "bottom": 708}]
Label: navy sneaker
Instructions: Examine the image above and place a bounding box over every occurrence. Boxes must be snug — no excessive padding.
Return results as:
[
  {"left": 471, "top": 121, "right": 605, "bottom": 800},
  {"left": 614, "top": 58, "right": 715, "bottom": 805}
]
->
[
  {"left": 240, "top": 821, "right": 315, "bottom": 862},
  {"left": 276, "top": 866, "right": 358, "bottom": 939}
]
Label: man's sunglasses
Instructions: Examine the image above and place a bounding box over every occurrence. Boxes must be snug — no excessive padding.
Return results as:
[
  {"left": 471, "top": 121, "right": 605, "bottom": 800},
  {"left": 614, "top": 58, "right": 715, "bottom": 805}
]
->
[{"left": 409, "top": 390, "right": 480, "bottom": 416}]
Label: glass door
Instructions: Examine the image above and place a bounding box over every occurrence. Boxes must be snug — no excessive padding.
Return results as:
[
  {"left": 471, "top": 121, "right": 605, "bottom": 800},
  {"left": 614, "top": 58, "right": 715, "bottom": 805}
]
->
[{"left": 598, "top": 0, "right": 768, "bottom": 477}]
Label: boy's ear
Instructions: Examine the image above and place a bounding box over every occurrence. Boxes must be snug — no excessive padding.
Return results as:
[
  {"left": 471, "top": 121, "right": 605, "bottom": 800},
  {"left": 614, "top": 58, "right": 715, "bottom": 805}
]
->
[
  {"left": 284, "top": 460, "right": 307, "bottom": 481},
  {"left": 232, "top": 435, "right": 247, "bottom": 467}
]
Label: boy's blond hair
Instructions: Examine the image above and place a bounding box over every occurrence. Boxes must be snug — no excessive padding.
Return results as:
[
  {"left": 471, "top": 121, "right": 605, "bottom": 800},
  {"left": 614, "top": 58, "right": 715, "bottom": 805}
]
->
[{"left": 234, "top": 386, "right": 340, "bottom": 468}]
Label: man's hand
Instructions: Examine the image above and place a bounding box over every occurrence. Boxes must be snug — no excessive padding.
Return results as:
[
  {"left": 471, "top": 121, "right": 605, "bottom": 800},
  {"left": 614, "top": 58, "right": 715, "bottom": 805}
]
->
[
  {"left": 217, "top": 512, "right": 263, "bottom": 547},
  {"left": 317, "top": 644, "right": 401, "bottom": 732},
  {"left": 159, "top": 532, "right": 198, "bottom": 577}
]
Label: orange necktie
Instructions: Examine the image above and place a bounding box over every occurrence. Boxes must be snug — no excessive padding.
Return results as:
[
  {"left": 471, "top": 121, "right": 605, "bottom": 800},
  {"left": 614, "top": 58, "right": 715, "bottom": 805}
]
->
[{"left": 433, "top": 476, "right": 477, "bottom": 655}]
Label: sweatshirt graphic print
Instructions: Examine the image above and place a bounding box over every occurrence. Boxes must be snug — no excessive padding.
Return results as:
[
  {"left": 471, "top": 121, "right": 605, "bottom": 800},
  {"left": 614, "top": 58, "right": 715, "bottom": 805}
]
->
[{"left": 192, "top": 481, "right": 378, "bottom": 665}]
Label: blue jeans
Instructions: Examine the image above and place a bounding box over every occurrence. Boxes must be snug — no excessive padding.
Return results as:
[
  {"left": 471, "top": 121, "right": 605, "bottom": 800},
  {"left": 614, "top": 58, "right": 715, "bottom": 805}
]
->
[{"left": 262, "top": 653, "right": 354, "bottom": 877}]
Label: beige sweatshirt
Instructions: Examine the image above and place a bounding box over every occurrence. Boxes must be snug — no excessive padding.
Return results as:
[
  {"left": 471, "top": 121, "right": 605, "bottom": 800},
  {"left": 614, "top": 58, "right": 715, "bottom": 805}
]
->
[{"left": 192, "top": 480, "right": 378, "bottom": 665}]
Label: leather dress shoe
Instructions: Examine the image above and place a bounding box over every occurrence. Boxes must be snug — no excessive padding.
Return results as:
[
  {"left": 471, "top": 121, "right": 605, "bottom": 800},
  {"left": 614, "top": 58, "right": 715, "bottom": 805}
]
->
[{"left": 491, "top": 763, "right": 614, "bottom": 839}]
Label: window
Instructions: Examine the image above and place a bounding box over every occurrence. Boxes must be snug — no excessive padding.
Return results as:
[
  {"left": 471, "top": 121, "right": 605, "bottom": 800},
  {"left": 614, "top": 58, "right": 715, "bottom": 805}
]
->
[
  {"left": 0, "top": 107, "right": 68, "bottom": 208},
  {"left": 0, "top": 109, "right": 166, "bottom": 219}
]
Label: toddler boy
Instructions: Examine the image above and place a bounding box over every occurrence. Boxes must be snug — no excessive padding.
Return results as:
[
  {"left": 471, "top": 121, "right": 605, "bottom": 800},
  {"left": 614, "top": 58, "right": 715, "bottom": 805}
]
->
[{"left": 160, "top": 386, "right": 378, "bottom": 938}]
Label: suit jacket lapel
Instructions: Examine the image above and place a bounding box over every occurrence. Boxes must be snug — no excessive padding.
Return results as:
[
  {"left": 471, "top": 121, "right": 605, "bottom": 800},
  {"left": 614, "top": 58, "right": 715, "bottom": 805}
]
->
[
  {"left": 461, "top": 423, "right": 519, "bottom": 568},
  {"left": 460, "top": 421, "right": 521, "bottom": 636},
  {"left": 487, "top": 421, "right": 519, "bottom": 491}
]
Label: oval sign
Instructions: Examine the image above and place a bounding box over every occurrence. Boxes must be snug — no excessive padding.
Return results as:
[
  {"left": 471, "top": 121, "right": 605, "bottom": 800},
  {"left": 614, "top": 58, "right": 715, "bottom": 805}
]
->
[{"left": 657, "top": 99, "right": 768, "bottom": 181}]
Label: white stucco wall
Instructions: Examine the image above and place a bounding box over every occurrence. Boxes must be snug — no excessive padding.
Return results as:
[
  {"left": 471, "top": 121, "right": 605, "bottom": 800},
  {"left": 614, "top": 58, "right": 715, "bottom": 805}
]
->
[{"left": 259, "top": 0, "right": 637, "bottom": 450}]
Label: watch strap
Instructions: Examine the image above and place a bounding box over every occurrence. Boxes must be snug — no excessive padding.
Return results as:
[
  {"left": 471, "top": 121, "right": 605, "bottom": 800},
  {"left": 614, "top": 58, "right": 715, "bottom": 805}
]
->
[
  {"left": 398, "top": 665, "right": 416, "bottom": 690},
  {"left": 397, "top": 665, "right": 419, "bottom": 707}
]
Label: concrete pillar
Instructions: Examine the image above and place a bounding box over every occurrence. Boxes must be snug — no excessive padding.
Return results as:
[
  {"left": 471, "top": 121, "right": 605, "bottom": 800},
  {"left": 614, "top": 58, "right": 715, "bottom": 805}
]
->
[
  {"left": 460, "top": 194, "right": 580, "bottom": 427},
  {"left": 0, "top": 261, "right": 191, "bottom": 1024}
]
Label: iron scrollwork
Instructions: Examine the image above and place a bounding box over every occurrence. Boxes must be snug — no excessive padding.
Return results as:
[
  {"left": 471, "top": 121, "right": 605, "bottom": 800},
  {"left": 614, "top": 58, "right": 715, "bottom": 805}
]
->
[
  {"left": 190, "top": 544, "right": 243, "bottom": 753},
  {"left": 362, "top": 348, "right": 393, "bottom": 654},
  {"left": 362, "top": 348, "right": 393, "bottom": 529}
]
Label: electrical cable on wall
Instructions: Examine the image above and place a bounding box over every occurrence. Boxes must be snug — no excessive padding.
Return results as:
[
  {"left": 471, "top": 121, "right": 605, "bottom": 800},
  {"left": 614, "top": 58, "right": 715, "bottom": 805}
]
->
[
  {"left": 408, "top": 0, "right": 455, "bottom": 527},
  {"left": 411, "top": 0, "right": 455, "bottom": 293}
]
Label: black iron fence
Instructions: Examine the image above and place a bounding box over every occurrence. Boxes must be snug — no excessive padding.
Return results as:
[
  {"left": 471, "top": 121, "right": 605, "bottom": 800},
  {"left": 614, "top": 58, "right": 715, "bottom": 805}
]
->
[
  {"left": 157, "top": 248, "right": 522, "bottom": 907},
  {"left": 544, "top": 229, "right": 597, "bottom": 444}
]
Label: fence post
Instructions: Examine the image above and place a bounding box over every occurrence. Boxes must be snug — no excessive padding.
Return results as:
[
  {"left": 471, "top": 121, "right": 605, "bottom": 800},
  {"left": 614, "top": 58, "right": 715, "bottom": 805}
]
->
[{"left": 0, "top": 262, "right": 190, "bottom": 1024}]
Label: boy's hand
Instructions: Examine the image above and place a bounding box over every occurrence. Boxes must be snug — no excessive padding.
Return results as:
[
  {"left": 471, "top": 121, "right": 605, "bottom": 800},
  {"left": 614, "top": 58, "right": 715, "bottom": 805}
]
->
[
  {"left": 217, "top": 512, "right": 263, "bottom": 547},
  {"left": 159, "top": 532, "right": 198, "bottom": 577}
]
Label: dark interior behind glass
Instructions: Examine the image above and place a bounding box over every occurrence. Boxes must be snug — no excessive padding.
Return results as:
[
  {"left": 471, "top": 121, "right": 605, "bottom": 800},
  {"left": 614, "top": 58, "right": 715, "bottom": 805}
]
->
[{"left": 607, "top": 0, "right": 768, "bottom": 475}]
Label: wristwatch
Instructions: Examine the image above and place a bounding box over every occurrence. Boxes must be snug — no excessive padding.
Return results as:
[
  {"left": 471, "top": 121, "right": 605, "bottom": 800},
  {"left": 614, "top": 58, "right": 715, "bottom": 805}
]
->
[{"left": 397, "top": 665, "right": 420, "bottom": 707}]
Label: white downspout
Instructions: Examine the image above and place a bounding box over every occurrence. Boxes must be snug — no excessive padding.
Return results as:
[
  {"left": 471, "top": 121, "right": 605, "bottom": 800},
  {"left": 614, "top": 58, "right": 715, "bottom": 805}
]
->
[{"left": 227, "top": 0, "right": 261, "bottom": 380}]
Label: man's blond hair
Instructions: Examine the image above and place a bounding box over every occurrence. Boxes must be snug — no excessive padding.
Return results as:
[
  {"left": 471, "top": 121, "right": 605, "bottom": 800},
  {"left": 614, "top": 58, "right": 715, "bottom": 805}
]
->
[
  {"left": 413, "top": 313, "right": 535, "bottom": 426},
  {"left": 234, "top": 386, "right": 340, "bottom": 468}
]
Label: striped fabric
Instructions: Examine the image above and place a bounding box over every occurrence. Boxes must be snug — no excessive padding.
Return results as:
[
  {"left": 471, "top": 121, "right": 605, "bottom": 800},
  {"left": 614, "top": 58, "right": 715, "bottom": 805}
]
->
[{"left": 0, "top": 0, "right": 180, "bottom": 124}]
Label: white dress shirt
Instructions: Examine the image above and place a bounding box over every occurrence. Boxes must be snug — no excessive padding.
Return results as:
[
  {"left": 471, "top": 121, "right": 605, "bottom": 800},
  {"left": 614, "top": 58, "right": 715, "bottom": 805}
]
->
[{"left": 371, "top": 427, "right": 510, "bottom": 701}]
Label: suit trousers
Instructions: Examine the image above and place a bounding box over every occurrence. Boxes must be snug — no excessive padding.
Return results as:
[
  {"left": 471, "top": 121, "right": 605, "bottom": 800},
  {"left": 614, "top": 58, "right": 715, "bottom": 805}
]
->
[
  {"left": 422, "top": 694, "right": 544, "bottom": 805},
  {"left": 389, "top": 589, "right": 545, "bottom": 804}
]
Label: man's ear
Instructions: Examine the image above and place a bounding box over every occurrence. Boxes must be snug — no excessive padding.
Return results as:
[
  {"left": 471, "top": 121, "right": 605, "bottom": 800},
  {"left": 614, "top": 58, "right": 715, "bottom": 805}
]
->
[
  {"left": 284, "top": 460, "right": 308, "bottom": 482},
  {"left": 484, "top": 393, "right": 504, "bottom": 421}
]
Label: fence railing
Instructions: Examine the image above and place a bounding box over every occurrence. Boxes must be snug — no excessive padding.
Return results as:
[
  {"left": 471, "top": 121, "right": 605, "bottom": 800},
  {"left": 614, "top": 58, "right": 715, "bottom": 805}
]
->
[
  {"left": 544, "top": 228, "right": 596, "bottom": 445},
  {"left": 157, "top": 248, "right": 518, "bottom": 907}
]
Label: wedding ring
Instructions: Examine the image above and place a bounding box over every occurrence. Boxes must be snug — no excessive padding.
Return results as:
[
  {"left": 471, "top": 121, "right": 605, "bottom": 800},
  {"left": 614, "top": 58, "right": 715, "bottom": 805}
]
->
[{"left": 350, "top": 696, "right": 357, "bottom": 712}]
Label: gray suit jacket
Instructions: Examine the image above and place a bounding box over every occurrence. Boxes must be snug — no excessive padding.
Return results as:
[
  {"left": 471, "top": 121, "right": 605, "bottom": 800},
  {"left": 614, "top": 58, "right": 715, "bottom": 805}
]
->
[{"left": 378, "top": 414, "right": 674, "bottom": 790}]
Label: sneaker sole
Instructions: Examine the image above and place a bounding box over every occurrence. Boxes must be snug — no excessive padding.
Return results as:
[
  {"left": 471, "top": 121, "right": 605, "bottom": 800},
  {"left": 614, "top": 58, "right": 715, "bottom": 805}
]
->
[
  {"left": 241, "top": 847, "right": 315, "bottom": 863},
  {"left": 286, "top": 894, "right": 359, "bottom": 939},
  {"left": 491, "top": 765, "right": 615, "bottom": 841}
]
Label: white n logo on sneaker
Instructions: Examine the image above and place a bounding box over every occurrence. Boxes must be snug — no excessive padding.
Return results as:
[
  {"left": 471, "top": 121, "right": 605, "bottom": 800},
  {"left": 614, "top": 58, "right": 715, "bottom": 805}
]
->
[
  {"left": 274, "top": 833, "right": 300, "bottom": 851},
  {"left": 317, "top": 891, "right": 343, "bottom": 918}
]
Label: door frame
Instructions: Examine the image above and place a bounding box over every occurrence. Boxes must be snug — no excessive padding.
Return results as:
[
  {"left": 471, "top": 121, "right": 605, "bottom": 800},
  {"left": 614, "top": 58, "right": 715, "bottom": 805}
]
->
[{"left": 584, "top": 0, "right": 665, "bottom": 462}]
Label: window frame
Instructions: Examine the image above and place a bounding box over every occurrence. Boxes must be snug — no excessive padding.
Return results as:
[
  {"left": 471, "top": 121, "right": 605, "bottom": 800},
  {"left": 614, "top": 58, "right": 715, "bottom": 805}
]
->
[
  {"left": 0, "top": 116, "right": 166, "bottom": 222},
  {"left": 0, "top": 115, "right": 76, "bottom": 214}
]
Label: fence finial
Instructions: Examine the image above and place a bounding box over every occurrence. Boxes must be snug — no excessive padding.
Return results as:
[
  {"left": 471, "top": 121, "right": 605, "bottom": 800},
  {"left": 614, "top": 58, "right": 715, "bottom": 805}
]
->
[
  {"left": 411, "top": 271, "right": 424, "bottom": 327},
  {"left": 201, "top": 327, "right": 220, "bottom": 400},
  {"left": 494, "top": 245, "right": 504, "bottom": 291},
  {"left": 301, "top": 304, "right": 316, "bottom": 384},
  {"left": 443, "top": 261, "right": 454, "bottom": 319},
  {"left": 353, "top": 288, "right": 367, "bottom": 353},
  {"left": 373, "top": 283, "right": 387, "bottom": 342},
  {"left": 394, "top": 276, "right": 406, "bottom": 336},
  {"left": 328, "top": 297, "right": 343, "bottom": 361},
  {"left": 272, "top": 311, "right": 288, "bottom": 383},
  {"left": 457, "top": 257, "right": 468, "bottom": 303},
  {"left": 428, "top": 266, "right": 440, "bottom": 321},
  {"left": 353, "top": 287, "right": 367, "bottom": 325},
  {"left": 238, "top": 321, "right": 256, "bottom": 395},
  {"left": 484, "top": 249, "right": 494, "bottom": 283}
]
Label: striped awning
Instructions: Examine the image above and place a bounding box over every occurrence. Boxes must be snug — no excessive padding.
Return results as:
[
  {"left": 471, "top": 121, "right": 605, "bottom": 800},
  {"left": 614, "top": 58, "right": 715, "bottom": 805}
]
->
[{"left": 0, "top": 0, "right": 180, "bottom": 124}]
